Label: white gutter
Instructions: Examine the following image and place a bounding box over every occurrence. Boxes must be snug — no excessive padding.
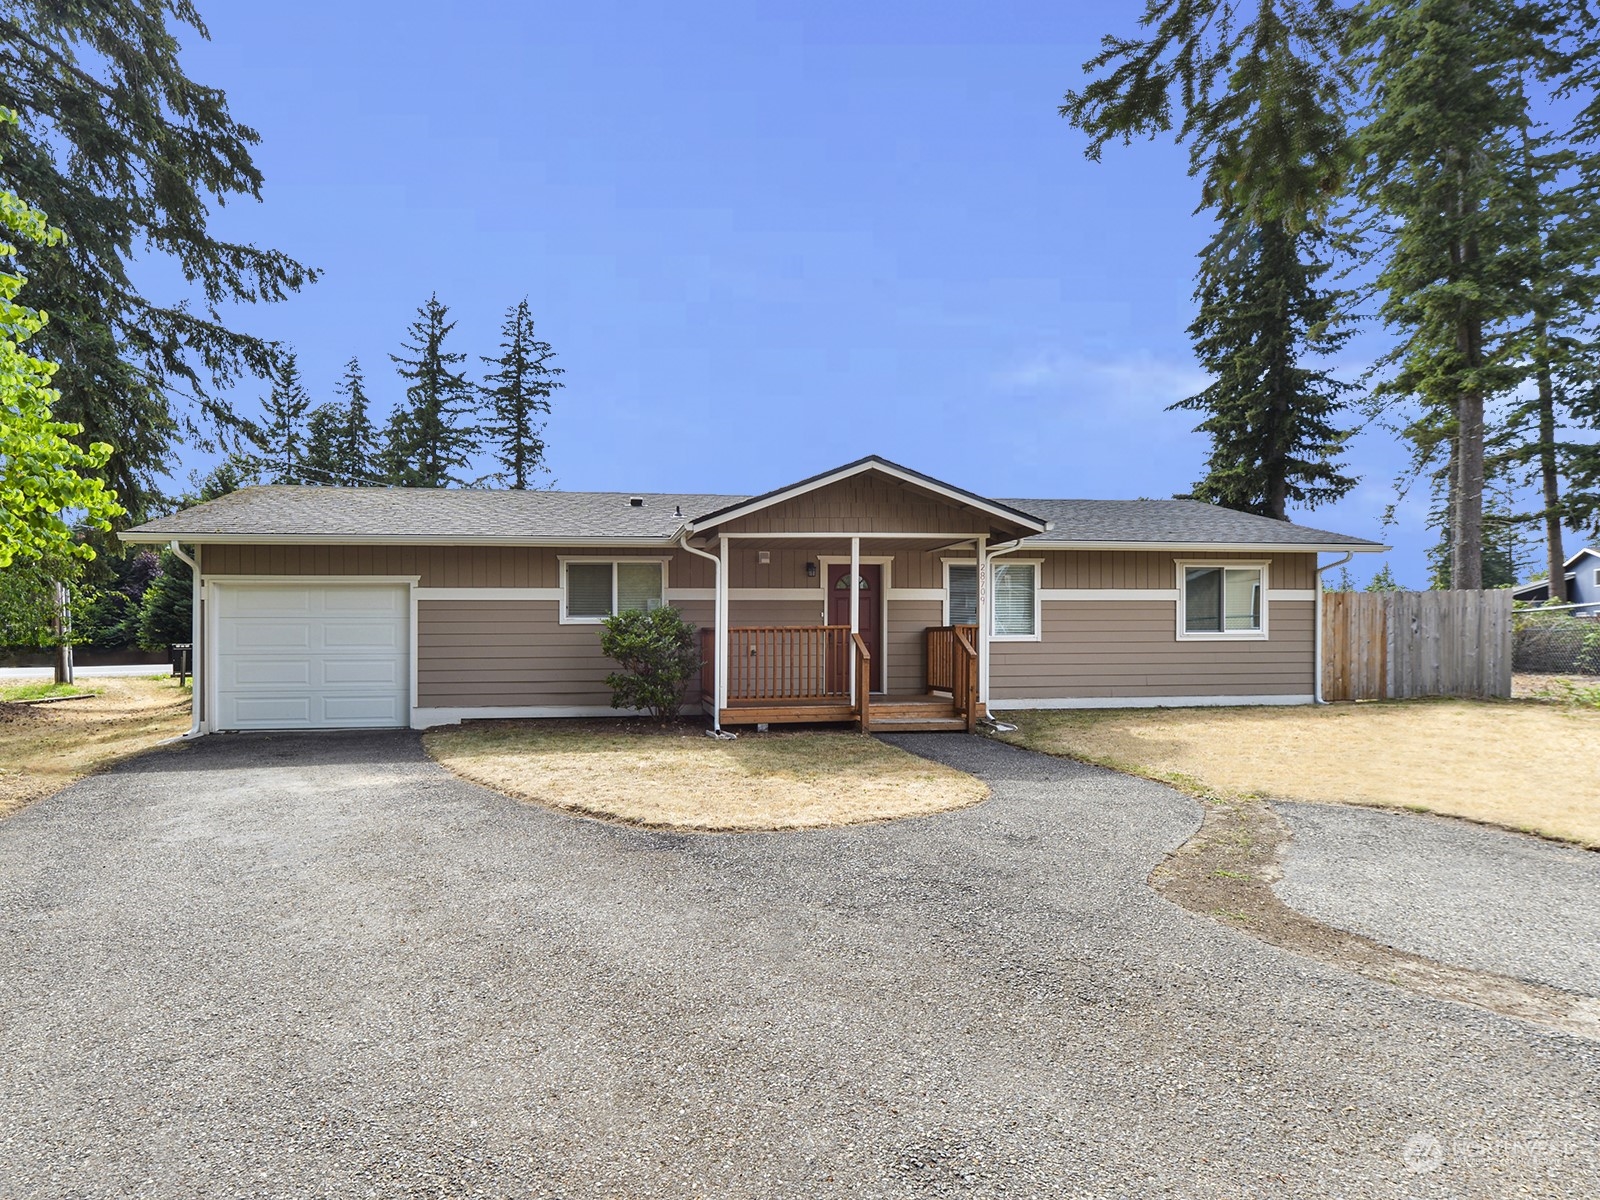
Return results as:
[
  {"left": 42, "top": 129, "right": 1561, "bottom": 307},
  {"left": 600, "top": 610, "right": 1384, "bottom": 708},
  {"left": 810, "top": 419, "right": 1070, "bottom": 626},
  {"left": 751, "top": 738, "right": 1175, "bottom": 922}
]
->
[
  {"left": 167, "top": 540, "right": 204, "bottom": 738},
  {"left": 1312, "top": 551, "right": 1355, "bottom": 705},
  {"left": 675, "top": 531, "right": 724, "bottom": 731}
]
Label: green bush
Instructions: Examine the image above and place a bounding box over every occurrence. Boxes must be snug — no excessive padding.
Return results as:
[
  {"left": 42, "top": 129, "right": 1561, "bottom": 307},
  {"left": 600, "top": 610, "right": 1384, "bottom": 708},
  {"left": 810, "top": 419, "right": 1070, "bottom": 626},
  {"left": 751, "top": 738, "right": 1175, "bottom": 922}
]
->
[
  {"left": 135, "top": 549, "right": 193, "bottom": 650},
  {"left": 599, "top": 606, "right": 701, "bottom": 721}
]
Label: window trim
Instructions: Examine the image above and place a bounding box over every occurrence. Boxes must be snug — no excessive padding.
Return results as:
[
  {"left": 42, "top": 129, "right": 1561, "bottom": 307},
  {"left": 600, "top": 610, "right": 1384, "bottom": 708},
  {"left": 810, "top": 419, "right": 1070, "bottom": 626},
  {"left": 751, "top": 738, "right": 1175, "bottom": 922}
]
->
[
  {"left": 942, "top": 558, "right": 978, "bottom": 628},
  {"left": 1175, "top": 559, "right": 1269, "bottom": 641},
  {"left": 558, "top": 557, "right": 670, "bottom": 624},
  {"left": 989, "top": 557, "right": 1043, "bottom": 642},
  {"left": 1593, "top": 566, "right": 1599, "bottom": 589}
]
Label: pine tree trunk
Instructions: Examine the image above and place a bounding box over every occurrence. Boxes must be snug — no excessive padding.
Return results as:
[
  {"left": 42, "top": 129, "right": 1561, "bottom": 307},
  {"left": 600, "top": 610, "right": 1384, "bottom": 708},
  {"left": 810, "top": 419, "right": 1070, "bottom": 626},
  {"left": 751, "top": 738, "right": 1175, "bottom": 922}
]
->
[
  {"left": 1535, "top": 323, "right": 1566, "bottom": 602},
  {"left": 1453, "top": 374, "right": 1486, "bottom": 592}
]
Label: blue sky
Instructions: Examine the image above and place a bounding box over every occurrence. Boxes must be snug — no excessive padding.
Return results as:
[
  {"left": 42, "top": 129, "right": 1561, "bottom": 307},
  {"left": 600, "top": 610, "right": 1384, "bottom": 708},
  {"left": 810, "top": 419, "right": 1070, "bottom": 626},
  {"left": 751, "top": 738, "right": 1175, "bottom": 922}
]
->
[{"left": 173, "top": 0, "right": 1436, "bottom": 585}]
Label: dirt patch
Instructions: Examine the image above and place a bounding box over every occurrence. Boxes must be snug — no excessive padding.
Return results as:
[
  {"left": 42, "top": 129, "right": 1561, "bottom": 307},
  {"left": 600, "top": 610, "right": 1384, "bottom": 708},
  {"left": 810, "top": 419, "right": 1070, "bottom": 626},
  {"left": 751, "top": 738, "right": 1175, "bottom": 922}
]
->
[
  {"left": 998, "top": 701, "right": 1600, "bottom": 848},
  {"left": 1153, "top": 792, "right": 1600, "bottom": 1040},
  {"left": 0, "top": 676, "right": 191, "bottom": 818},
  {"left": 425, "top": 719, "right": 988, "bottom": 832}
]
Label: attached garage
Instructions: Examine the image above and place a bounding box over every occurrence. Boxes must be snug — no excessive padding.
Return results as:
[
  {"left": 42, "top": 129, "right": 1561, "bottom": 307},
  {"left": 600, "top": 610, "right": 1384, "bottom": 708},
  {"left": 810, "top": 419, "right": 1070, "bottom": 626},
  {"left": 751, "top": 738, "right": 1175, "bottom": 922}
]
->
[{"left": 211, "top": 581, "right": 411, "bottom": 731}]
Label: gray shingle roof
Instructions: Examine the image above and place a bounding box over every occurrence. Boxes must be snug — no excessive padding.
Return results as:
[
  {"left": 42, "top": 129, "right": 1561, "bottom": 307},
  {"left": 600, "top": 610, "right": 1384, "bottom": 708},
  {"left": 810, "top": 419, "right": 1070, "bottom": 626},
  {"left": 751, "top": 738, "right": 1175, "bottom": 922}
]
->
[
  {"left": 1000, "top": 498, "right": 1384, "bottom": 548},
  {"left": 123, "top": 483, "right": 1385, "bottom": 549},
  {"left": 124, "top": 486, "right": 748, "bottom": 542}
]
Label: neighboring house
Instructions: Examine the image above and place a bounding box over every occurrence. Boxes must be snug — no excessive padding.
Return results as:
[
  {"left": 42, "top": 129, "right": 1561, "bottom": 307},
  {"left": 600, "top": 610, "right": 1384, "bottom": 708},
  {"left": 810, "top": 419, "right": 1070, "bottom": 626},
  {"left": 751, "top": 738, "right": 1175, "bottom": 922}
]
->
[
  {"left": 1511, "top": 548, "right": 1600, "bottom": 610},
  {"left": 121, "top": 455, "right": 1385, "bottom": 734}
]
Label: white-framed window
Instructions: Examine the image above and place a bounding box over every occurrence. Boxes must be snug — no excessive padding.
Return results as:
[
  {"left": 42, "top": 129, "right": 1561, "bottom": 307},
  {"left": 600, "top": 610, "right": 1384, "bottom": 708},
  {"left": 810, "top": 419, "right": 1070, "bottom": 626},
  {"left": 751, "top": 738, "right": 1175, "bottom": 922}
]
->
[
  {"left": 1592, "top": 566, "right": 1599, "bottom": 589},
  {"left": 1177, "top": 561, "right": 1267, "bottom": 639},
  {"left": 944, "top": 560, "right": 979, "bottom": 627},
  {"left": 991, "top": 560, "right": 1041, "bottom": 640},
  {"left": 945, "top": 557, "right": 1041, "bottom": 640},
  {"left": 560, "top": 558, "right": 667, "bottom": 623}
]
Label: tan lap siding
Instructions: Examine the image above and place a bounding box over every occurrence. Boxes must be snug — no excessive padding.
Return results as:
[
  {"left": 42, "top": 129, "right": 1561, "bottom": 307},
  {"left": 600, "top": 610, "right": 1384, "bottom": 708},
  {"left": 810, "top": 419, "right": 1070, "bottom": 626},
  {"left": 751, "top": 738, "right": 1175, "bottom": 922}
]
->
[
  {"left": 202, "top": 544, "right": 714, "bottom": 590},
  {"left": 887, "top": 599, "right": 941, "bottom": 693},
  {"left": 417, "top": 598, "right": 713, "bottom": 710},
  {"left": 989, "top": 599, "right": 1316, "bottom": 701}
]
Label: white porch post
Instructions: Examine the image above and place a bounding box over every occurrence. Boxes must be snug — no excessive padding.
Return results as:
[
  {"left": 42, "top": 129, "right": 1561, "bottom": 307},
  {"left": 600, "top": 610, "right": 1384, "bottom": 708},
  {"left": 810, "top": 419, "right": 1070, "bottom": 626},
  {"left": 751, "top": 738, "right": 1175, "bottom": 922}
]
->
[
  {"left": 717, "top": 536, "right": 730, "bottom": 722},
  {"left": 848, "top": 535, "right": 860, "bottom": 705},
  {"left": 976, "top": 534, "right": 989, "bottom": 709}
]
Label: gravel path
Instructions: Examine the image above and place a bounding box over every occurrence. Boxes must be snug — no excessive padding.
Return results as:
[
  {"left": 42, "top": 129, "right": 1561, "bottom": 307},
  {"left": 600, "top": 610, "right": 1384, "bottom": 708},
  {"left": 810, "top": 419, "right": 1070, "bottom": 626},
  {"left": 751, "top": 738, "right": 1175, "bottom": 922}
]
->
[
  {"left": 1274, "top": 800, "right": 1600, "bottom": 997},
  {"left": 1, "top": 730, "right": 1597, "bottom": 1198}
]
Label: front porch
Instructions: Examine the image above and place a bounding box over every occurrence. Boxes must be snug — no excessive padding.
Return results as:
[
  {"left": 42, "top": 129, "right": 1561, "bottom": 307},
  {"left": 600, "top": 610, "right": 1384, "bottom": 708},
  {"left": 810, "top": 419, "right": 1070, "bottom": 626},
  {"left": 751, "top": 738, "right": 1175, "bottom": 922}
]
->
[{"left": 702, "top": 624, "right": 982, "bottom": 733}]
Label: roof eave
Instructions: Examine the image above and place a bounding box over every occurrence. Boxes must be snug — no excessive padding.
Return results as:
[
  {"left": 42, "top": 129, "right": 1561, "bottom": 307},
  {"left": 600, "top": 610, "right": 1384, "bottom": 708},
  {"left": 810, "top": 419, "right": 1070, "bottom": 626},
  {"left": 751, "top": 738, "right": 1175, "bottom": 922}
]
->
[
  {"left": 118, "top": 531, "right": 683, "bottom": 547},
  {"left": 1022, "top": 538, "right": 1391, "bottom": 553}
]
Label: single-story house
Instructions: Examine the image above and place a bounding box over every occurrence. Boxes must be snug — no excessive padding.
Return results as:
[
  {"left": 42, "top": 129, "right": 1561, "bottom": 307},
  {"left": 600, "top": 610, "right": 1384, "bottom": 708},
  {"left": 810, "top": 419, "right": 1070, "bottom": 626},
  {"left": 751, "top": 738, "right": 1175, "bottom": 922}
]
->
[
  {"left": 1511, "top": 548, "right": 1600, "bottom": 610},
  {"left": 121, "top": 455, "right": 1386, "bottom": 735}
]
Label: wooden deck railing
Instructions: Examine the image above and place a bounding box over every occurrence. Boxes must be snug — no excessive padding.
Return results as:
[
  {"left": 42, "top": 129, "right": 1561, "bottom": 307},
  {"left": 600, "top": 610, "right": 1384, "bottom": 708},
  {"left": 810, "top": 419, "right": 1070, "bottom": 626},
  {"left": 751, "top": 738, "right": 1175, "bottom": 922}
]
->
[
  {"left": 926, "top": 625, "right": 979, "bottom": 732},
  {"left": 725, "top": 625, "right": 851, "bottom": 702},
  {"left": 926, "top": 625, "right": 979, "bottom": 691}
]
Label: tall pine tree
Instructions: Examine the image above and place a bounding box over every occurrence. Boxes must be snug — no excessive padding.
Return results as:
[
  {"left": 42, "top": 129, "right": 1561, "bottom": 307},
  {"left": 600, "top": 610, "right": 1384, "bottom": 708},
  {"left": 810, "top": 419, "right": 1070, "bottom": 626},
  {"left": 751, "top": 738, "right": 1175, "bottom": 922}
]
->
[
  {"left": 0, "top": 2, "right": 318, "bottom": 514},
  {"left": 1173, "top": 211, "right": 1354, "bottom": 518},
  {"left": 382, "top": 295, "right": 479, "bottom": 488},
  {"left": 481, "top": 298, "right": 563, "bottom": 489},
  {"left": 1351, "top": 0, "right": 1558, "bottom": 591},
  {"left": 250, "top": 353, "right": 312, "bottom": 484}
]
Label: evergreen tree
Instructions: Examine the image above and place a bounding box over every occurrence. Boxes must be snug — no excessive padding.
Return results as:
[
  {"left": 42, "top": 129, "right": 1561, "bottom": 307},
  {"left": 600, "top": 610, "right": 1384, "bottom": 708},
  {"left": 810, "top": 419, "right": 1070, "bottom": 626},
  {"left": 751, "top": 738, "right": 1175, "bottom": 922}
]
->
[
  {"left": 481, "top": 298, "right": 563, "bottom": 489},
  {"left": 1351, "top": 0, "right": 1560, "bottom": 591},
  {"left": 302, "top": 404, "right": 346, "bottom": 487},
  {"left": 0, "top": 2, "right": 318, "bottom": 514},
  {"left": 335, "top": 357, "right": 379, "bottom": 484},
  {"left": 136, "top": 548, "right": 192, "bottom": 650},
  {"left": 248, "top": 354, "right": 313, "bottom": 484},
  {"left": 1173, "top": 210, "right": 1355, "bottom": 518},
  {"left": 383, "top": 295, "right": 479, "bottom": 488}
]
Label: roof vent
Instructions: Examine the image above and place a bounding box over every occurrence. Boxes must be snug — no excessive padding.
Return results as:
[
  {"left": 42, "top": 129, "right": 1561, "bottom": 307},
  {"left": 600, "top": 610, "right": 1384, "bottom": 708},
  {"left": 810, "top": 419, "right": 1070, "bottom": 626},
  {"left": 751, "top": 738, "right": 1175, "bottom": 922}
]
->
[
  {"left": 629, "top": 496, "right": 644, "bottom": 507},
  {"left": 674, "top": 504, "right": 682, "bottom": 518}
]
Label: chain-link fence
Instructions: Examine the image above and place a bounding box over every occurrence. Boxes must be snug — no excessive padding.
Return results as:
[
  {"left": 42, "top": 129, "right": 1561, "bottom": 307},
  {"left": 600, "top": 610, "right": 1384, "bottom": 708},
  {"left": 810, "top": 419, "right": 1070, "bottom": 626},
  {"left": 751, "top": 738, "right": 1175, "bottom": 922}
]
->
[{"left": 1512, "top": 609, "right": 1600, "bottom": 675}]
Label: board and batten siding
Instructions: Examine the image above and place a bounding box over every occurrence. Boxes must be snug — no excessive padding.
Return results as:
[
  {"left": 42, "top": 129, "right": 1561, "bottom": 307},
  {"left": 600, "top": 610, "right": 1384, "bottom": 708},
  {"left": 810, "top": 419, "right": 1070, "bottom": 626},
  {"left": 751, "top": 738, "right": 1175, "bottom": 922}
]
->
[{"left": 714, "top": 474, "right": 1000, "bottom": 535}]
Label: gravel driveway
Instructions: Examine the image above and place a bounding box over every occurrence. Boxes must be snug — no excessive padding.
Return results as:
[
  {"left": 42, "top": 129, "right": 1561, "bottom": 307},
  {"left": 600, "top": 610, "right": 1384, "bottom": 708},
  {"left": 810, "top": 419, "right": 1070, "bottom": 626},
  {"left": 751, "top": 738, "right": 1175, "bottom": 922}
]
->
[
  {"left": 1274, "top": 800, "right": 1600, "bottom": 996},
  {"left": 1, "top": 731, "right": 1597, "bottom": 1199}
]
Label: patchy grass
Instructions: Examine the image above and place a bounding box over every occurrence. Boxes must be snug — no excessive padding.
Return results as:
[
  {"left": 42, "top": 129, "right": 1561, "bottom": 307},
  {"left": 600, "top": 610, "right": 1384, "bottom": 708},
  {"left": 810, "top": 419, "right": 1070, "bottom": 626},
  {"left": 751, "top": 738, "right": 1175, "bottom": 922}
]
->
[
  {"left": 0, "top": 676, "right": 190, "bottom": 818},
  {"left": 0, "top": 680, "right": 99, "bottom": 703},
  {"left": 425, "top": 721, "right": 988, "bottom": 832},
  {"left": 995, "top": 699, "right": 1600, "bottom": 849}
]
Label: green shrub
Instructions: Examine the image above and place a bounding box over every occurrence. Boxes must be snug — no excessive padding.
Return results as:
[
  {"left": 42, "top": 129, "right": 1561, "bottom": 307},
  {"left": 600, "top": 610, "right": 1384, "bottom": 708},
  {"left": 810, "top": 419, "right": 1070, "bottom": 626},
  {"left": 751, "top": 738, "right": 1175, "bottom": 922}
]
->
[
  {"left": 599, "top": 606, "right": 701, "bottom": 721},
  {"left": 135, "top": 549, "right": 192, "bottom": 650}
]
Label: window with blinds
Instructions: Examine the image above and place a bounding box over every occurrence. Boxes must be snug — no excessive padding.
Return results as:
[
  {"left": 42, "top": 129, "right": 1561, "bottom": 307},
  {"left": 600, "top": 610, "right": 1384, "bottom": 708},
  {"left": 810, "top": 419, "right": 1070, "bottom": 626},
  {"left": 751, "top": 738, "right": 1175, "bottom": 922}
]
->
[
  {"left": 946, "top": 564, "right": 978, "bottom": 626},
  {"left": 1183, "top": 566, "right": 1263, "bottom": 635},
  {"left": 563, "top": 561, "right": 664, "bottom": 622},
  {"left": 991, "top": 562, "right": 1037, "bottom": 638}
]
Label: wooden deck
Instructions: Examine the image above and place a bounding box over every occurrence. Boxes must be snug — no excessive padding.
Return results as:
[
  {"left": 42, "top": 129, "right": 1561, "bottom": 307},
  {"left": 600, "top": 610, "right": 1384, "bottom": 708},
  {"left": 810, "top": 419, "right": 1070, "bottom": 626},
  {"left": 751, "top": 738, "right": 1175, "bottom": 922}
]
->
[{"left": 710, "top": 623, "right": 981, "bottom": 733}]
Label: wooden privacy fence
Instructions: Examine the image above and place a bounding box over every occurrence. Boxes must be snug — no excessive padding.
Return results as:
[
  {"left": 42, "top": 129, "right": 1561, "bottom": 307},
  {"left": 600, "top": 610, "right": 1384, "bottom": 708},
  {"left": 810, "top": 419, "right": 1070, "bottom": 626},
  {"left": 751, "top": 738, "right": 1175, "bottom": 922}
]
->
[{"left": 1321, "top": 590, "right": 1512, "bottom": 701}]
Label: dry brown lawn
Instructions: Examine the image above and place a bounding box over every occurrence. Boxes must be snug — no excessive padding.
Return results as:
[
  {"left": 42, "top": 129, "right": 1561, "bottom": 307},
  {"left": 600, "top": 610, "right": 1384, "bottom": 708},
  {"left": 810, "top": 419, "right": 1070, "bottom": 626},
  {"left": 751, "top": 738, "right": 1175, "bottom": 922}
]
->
[
  {"left": 0, "top": 676, "right": 191, "bottom": 817},
  {"left": 425, "top": 721, "right": 988, "bottom": 832},
  {"left": 998, "top": 699, "right": 1600, "bottom": 849}
]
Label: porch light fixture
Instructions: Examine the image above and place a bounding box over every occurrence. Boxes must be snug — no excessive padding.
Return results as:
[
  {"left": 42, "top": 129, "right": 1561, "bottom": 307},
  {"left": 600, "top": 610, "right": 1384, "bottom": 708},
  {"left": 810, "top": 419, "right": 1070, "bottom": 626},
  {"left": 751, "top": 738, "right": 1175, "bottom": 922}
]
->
[
  {"left": 805, "top": 561, "right": 818, "bottom": 577},
  {"left": 758, "top": 550, "right": 772, "bottom": 565}
]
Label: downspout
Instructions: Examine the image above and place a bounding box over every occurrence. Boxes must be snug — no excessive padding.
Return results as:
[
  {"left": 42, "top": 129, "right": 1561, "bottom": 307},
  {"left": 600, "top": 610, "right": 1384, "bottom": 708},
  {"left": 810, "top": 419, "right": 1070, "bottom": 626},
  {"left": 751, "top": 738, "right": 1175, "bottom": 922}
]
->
[
  {"left": 168, "top": 540, "right": 204, "bottom": 738},
  {"left": 976, "top": 535, "right": 1029, "bottom": 714},
  {"left": 676, "top": 530, "right": 723, "bottom": 731},
  {"left": 1313, "top": 551, "right": 1355, "bottom": 705}
]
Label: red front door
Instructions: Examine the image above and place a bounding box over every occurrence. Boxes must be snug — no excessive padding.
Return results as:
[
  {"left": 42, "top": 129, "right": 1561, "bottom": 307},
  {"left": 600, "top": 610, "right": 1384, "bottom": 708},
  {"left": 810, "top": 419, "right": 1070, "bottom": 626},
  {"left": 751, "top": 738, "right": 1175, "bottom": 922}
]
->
[{"left": 827, "top": 563, "right": 882, "bottom": 692}]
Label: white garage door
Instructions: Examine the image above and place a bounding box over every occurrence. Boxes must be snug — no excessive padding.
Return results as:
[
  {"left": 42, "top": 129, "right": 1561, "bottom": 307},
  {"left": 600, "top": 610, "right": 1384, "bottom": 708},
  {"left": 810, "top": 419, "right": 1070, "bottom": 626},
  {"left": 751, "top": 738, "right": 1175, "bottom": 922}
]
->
[{"left": 214, "top": 583, "right": 410, "bottom": 730}]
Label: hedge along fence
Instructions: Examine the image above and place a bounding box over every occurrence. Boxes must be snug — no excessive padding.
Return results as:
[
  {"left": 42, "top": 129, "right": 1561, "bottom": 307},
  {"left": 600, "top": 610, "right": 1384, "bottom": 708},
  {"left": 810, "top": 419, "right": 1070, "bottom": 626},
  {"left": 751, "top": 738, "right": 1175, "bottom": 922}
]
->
[
  {"left": 1512, "top": 609, "right": 1600, "bottom": 675},
  {"left": 1322, "top": 590, "right": 1513, "bottom": 701}
]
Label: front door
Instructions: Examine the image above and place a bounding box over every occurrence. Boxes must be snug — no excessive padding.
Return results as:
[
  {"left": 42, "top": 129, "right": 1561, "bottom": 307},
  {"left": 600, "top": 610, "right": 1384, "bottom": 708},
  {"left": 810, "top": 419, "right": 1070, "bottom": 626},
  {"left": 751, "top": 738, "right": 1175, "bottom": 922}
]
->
[{"left": 827, "top": 563, "right": 883, "bottom": 692}]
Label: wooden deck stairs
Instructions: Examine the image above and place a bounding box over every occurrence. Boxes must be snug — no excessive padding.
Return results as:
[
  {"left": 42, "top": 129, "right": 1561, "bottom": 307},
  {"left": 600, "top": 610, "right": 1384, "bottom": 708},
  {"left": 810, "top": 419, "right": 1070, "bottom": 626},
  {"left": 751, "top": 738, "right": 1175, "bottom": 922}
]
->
[{"left": 863, "top": 693, "right": 967, "bottom": 733}]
